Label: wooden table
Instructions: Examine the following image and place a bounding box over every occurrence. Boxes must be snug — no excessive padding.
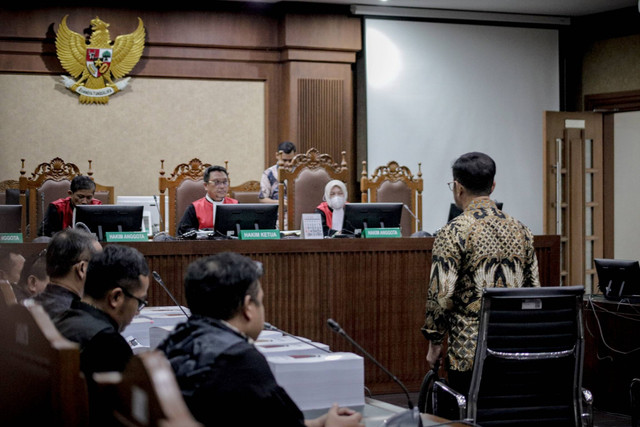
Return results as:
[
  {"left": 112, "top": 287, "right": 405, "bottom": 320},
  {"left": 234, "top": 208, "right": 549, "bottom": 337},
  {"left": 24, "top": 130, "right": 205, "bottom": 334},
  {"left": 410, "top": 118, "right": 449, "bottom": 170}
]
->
[{"left": 11, "top": 234, "right": 560, "bottom": 394}]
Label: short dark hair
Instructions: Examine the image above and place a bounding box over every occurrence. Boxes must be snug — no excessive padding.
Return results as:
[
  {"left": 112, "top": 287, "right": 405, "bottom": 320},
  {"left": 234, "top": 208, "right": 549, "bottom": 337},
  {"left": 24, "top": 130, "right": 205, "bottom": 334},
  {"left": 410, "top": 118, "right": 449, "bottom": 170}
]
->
[
  {"left": 84, "top": 244, "right": 149, "bottom": 300},
  {"left": 46, "top": 228, "right": 99, "bottom": 278},
  {"left": 0, "top": 246, "right": 20, "bottom": 272},
  {"left": 277, "top": 141, "right": 296, "bottom": 154},
  {"left": 70, "top": 175, "right": 96, "bottom": 193},
  {"left": 185, "top": 252, "right": 262, "bottom": 320},
  {"left": 204, "top": 165, "right": 229, "bottom": 183},
  {"left": 18, "top": 249, "right": 48, "bottom": 287},
  {"left": 452, "top": 152, "right": 496, "bottom": 196}
]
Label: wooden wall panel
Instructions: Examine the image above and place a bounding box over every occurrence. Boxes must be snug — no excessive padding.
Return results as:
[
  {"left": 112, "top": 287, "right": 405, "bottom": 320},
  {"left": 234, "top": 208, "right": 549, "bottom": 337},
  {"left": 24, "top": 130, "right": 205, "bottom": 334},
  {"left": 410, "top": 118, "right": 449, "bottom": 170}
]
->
[{"left": 0, "top": 4, "right": 361, "bottom": 172}]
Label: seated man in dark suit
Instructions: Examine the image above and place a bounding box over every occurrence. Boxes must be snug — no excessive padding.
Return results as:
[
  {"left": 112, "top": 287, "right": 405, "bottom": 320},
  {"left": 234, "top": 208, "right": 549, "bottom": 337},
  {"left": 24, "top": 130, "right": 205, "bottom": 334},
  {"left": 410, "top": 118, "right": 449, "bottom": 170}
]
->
[
  {"left": 54, "top": 244, "right": 150, "bottom": 375},
  {"left": 39, "top": 175, "right": 102, "bottom": 237},
  {"left": 13, "top": 249, "right": 49, "bottom": 303},
  {"left": 158, "top": 252, "right": 363, "bottom": 427},
  {"left": 0, "top": 246, "right": 25, "bottom": 291},
  {"left": 176, "top": 165, "right": 238, "bottom": 236},
  {"left": 31, "top": 228, "right": 102, "bottom": 319}
]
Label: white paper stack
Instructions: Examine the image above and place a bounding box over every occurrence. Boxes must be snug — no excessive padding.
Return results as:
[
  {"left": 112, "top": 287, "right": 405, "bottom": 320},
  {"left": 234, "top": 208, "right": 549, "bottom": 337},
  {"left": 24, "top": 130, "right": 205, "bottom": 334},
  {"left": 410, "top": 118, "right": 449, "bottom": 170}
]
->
[
  {"left": 121, "top": 306, "right": 190, "bottom": 348},
  {"left": 267, "top": 352, "right": 364, "bottom": 411},
  {"left": 256, "top": 341, "right": 330, "bottom": 357}
]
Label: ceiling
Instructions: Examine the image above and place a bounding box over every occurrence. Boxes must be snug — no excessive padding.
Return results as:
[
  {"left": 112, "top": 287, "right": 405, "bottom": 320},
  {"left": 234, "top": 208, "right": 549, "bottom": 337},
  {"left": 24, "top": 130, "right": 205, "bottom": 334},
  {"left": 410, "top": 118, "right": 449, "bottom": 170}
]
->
[{"left": 230, "top": 0, "right": 638, "bottom": 17}]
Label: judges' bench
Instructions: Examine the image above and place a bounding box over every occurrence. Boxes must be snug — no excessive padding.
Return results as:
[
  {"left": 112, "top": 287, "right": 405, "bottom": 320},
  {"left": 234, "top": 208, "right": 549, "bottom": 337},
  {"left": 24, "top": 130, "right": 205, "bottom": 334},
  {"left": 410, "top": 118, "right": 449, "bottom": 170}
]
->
[{"left": 13, "top": 235, "right": 560, "bottom": 394}]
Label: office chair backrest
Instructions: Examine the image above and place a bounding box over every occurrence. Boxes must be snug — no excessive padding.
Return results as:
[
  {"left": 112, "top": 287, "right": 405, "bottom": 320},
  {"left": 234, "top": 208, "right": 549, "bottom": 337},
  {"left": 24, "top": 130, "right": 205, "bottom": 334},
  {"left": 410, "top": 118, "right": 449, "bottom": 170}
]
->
[{"left": 469, "top": 285, "right": 585, "bottom": 426}]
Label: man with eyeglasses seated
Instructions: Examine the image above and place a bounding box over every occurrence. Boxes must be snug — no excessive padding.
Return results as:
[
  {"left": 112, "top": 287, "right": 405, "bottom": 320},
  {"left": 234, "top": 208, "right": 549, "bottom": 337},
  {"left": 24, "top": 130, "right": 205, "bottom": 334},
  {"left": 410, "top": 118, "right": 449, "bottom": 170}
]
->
[
  {"left": 54, "top": 244, "right": 150, "bottom": 376},
  {"left": 176, "top": 165, "right": 238, "bottom": 237},
  {"left": 31, "top": 227, "right": 102, "bottom": 319}
]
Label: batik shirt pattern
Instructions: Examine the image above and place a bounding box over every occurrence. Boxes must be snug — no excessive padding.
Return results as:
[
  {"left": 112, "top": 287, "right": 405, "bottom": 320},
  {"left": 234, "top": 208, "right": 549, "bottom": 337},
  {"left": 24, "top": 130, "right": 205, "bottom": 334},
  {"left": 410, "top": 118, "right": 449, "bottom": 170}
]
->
[{"left": 421, "top": 198, "right": 540, "bottom": 372}]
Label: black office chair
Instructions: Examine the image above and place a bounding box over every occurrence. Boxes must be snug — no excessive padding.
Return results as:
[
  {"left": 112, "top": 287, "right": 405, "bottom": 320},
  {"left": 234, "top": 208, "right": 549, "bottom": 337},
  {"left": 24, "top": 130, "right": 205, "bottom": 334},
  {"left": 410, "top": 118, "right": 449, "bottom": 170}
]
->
[{"left": 426, "top": 285, "right": 593, "bottom": 426}]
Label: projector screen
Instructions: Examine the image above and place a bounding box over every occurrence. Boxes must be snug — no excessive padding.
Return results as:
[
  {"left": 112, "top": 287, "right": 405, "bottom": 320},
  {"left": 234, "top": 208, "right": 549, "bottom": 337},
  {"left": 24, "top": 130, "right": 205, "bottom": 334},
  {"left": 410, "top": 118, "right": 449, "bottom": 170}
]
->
[{"left": 364, "top": 18, "right": 560, "bottom": 234}]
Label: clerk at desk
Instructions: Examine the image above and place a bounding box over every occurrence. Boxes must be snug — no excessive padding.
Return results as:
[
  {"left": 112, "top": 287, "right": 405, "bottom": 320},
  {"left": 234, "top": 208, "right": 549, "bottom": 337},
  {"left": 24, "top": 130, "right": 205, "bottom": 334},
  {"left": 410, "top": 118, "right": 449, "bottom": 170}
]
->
[{"left": 176, "top": 165, "right": 238, "bottom": 236}]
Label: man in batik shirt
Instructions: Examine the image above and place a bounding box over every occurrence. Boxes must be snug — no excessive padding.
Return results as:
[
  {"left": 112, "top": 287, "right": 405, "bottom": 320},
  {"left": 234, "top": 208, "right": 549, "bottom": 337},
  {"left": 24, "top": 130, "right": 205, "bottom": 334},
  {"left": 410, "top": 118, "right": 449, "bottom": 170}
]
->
[{"left": 422, "top": 152, "right": 540, "bottom": 398}]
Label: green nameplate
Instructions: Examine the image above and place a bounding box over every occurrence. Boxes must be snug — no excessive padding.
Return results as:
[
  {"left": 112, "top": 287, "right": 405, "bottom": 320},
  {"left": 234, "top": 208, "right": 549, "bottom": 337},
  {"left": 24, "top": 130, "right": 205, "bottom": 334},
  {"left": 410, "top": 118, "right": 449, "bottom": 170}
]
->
[
  {"left": 239, "top": 229, "right": 280, "bottom": 240},
  {"left": 0, "top": 233, "right": 23, "bottom": 243},
  {"left": 362, "top": 228, "right": 402, "bottom": 238},
  {"left": 105, "top": 231, "right": 149, "bottom": 242}
]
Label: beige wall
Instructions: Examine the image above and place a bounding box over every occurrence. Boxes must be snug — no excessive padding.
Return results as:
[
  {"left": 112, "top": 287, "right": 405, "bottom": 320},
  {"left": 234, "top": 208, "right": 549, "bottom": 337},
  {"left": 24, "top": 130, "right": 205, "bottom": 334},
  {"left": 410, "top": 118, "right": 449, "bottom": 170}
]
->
[
  {"left": 581, "top": 33, "right": 640, "bottom": 104},
  {"left": 0, "top": 74, "right": 265, "bottom": 198}
]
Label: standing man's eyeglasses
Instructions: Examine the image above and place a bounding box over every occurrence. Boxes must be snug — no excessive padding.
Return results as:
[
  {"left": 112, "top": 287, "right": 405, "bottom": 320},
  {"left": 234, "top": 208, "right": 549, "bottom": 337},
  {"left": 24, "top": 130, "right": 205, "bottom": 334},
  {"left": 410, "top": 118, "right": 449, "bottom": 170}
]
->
[
  {"left": 121, "top": 287, "right": 148, "bottom": 311},
  {"left": 447, "top": 181, "right": 456, "bottom": 191}
]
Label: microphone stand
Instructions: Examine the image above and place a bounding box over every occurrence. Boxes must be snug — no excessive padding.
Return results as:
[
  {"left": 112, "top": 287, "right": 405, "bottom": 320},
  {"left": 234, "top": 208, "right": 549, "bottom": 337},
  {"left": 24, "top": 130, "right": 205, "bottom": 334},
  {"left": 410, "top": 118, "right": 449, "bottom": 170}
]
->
[
  {"left": 327, "top": 318, "right": 423, "bottom": 427},
  {"left": 152, "top": 271, "right": 189, "bottom": 318},
  {"left": 403, "top": 204, "right": 421, "bottom": 232}
]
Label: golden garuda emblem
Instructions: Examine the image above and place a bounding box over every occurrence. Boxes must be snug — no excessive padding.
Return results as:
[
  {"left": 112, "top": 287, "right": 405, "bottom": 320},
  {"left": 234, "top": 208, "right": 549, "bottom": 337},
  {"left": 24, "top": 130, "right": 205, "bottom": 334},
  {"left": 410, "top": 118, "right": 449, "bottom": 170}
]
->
[{"left": 56, "top": 15, "right": 145, "bottom": 104}]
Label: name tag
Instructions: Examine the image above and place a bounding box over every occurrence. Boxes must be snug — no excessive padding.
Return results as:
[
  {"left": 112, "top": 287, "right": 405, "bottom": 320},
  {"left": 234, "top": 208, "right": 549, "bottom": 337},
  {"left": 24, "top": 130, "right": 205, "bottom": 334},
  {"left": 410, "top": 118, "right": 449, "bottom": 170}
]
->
[
  {"left": 105, "top": 231, "right": 149, "bottom": 242},
  {"left": 0, "top": 233, "right": 23, "bottom": 243},
  {"left": 362, "top": 228, "right": 402, "bottom": 238},
  {"left": 239, "top": 229, "right": 280, "bottom": 240}
]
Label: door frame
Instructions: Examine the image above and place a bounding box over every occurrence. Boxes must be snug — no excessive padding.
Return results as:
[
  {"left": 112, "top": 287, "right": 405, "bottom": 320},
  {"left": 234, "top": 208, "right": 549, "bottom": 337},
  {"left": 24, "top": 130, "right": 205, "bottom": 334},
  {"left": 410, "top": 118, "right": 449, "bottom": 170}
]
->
[{"left": 584, "top": 89, "right": 640, "bottom": 258}]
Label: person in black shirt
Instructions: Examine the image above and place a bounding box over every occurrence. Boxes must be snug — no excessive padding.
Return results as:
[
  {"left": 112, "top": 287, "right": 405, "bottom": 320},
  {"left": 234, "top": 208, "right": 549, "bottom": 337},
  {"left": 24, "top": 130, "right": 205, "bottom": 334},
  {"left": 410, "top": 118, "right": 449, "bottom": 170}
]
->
[
  {"left": 54, "top": 244, "right": 150, "bottom": 376},
  {"left": 31, "top": 228, "right": 102, "bottom": 319},
  {"left": 158, "top": 252, "right": 363, "bottom": 427}
]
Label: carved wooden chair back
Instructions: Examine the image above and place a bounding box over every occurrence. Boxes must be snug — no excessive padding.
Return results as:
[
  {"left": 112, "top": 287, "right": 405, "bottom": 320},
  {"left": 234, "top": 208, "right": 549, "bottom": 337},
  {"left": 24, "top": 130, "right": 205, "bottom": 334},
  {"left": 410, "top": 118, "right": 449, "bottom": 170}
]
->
[
  {"left": 19, "top": 158, "right": 114, "bottom": 241},
  {"left": 277, "top": 148, "right": 348, "bottom": 230},
  {"left": 158, "top": 158, "right": 211, "bottom": 234},
  {"left": 360, "top": 160, "right": 423, "bottom": 236}
]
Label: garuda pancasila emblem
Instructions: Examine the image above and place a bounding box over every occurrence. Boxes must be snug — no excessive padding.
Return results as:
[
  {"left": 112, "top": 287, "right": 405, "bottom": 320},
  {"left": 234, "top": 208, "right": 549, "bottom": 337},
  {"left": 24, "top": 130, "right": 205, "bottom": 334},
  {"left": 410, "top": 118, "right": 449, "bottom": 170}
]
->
[{"left": 56, "top": 15, "right": 145, "bottom": 104}]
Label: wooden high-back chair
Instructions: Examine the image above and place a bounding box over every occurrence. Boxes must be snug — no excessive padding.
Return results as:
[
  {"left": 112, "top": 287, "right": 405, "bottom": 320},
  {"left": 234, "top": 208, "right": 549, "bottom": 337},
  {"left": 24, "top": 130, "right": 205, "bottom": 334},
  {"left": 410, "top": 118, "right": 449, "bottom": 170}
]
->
[
  {"left": 94, "top": 351, "right": 203, "bottom": 427},
  {"left": 277, "top": 148, "right": 348, "bottom": 230},
  {"left": 224, "top": 160, "right": 261, "bottom": 204},
  {"left": 18, "top": 158, "right": 114, "bottom": 240},
  {"left": 0, "top": 179, "right": 19, "bottom": 205},
  {"left": 0, "top": 302, "right": 89, "bottom": 426},
  {"left": 158, "top": 158, "right": 211, "bottom": 235},
  {"left": 360, "top": 160, "right": 423, "bottom": 236}
]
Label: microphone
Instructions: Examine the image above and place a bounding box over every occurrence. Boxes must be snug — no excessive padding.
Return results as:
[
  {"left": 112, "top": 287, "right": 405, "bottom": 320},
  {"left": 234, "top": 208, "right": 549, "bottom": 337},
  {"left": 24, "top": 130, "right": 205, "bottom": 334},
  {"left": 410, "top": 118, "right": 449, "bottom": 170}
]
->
[
  {"left": 263, "top": 322, "right": 331, "bottom": 353},
  {"left": 74, "top": 221, "right": 92, "bottom": 234},
  {"left": 152, "top": 271, "right": 189, "bottom": 318},
  {"left": 403, "top": 204, "right": 421, "bottom": 232},
  {"left": 327, "top": 318, "right": 423, "bottom": 427},
  {"left": 152, "top": 195, "right": 165, "bottom": 234}
]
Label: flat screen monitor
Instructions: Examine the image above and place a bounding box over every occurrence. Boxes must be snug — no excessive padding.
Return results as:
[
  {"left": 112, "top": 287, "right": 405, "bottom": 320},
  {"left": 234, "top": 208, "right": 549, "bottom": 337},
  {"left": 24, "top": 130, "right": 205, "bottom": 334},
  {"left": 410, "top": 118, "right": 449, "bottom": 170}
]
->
[
  {"left": 214, "top": 203, "right": 279, "bottom": 238},
  {"left": 343, "top": 202, "right": 403, "bottom": 236},
  {"left": 447, "top": 201, "right": 503, "bottom": 222},
  {"left": 0, "top": 205, "right": 21, "bottom": 233},
  {"left": 74, "top": 204, "right": 144, "bottom": 241},
  {"left": 594, "top": 258, "right": 640, "bottom": 300}
]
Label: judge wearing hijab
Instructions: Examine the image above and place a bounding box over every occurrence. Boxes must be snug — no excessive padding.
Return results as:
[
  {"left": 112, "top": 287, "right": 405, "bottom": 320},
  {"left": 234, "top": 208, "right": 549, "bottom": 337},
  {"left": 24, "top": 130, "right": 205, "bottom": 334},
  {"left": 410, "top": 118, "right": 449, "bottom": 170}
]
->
[{"left": 315, "top": 180, "right": 348, "bottom": 236}]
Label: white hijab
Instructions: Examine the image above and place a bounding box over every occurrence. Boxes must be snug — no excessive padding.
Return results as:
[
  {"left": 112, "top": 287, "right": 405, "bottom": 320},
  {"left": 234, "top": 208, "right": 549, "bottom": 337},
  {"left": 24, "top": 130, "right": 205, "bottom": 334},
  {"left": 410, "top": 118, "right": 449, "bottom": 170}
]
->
[{"left": 324, "top": 180, "right": 348, "bottom": 231}]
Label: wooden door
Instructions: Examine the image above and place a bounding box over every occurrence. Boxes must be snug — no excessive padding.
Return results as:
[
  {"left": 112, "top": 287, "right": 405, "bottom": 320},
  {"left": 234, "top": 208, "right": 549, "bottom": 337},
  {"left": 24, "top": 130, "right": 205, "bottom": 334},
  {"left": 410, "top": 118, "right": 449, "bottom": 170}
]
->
[{"left": 543, "top": 112, "right": 603, "bottom": 291}]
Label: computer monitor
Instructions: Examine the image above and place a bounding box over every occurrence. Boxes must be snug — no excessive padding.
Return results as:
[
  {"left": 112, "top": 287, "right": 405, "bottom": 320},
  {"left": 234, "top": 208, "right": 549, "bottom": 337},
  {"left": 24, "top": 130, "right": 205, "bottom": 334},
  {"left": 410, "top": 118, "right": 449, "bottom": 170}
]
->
[
  {"left": 74, "top": 204, "right": 144, "bottom": 241},
  {"left": 214, "top": 203, "right": 279, "bottom": 238},
  {"left": 447, "top": 201, "right": 503, "bottom": 222},
  {"left": 0, "top": 205, "right": 21, "bottom": 233},
  {"left": 594, "top": 258, "right": 640, "bottom": 301},
  {"left": 342, "top": 202, "right": 403, "bottom": 235}
]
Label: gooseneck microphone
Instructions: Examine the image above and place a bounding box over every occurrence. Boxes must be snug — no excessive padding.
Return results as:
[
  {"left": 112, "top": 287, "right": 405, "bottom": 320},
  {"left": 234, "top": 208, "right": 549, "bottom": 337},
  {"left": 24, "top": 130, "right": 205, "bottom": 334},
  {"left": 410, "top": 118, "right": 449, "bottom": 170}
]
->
[
  {"left": 152, "top": 271, "right": 189, "bottom": 318},
  {"left": 264, "top": 322, "right": 331, "bottom": 353},
  {"left": 403, "top": 204, "right": 421, "bottom": 232},
  {"left": 152, "top": 195, "right": 165, "bottom": 234},
  {"left": 327, "top": 318, "right": 423, "bottom": 427}
]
